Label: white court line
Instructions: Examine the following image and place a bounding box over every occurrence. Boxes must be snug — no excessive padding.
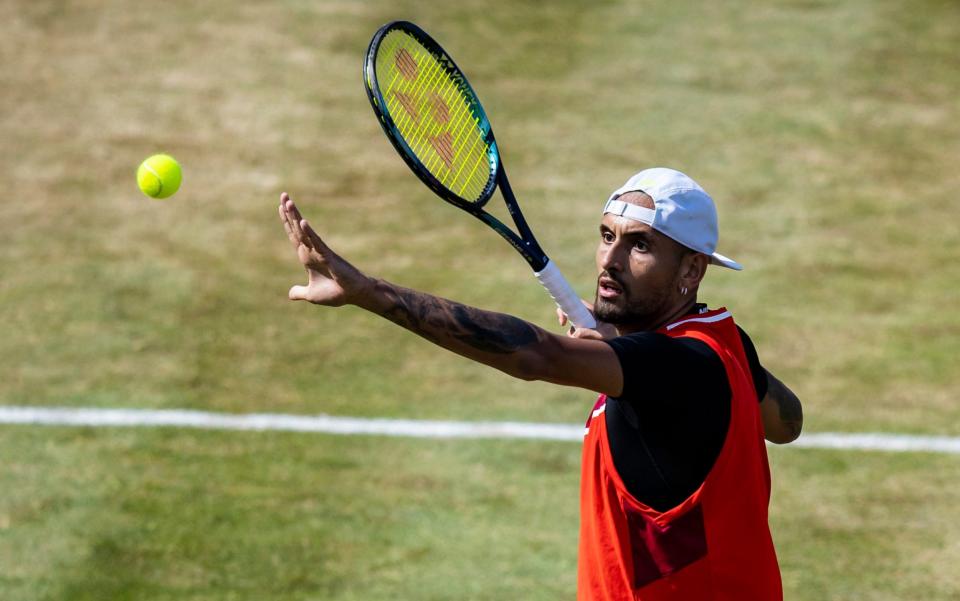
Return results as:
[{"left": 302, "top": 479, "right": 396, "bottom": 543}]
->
[{"left": 1, "top": 406, "right": 959, "bottom": 454}]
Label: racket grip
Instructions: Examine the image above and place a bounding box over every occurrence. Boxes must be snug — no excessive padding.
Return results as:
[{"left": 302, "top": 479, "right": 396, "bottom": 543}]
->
[{"left": 534, "top": 260, "right": 598, "bottom": 330}]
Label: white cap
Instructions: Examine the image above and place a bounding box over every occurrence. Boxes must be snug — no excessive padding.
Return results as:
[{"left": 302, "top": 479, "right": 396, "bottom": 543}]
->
[{"left": 604, "top": 167, "right": 742, "bottom": 271}]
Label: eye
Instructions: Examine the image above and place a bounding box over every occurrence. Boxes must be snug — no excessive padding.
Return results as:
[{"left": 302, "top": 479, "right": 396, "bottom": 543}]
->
[
  {"left": 633, "top": 240, "right": 649, "bottom": 252},
  {"left": 601, "top": 231, "right": 615, "bottom": 244}
]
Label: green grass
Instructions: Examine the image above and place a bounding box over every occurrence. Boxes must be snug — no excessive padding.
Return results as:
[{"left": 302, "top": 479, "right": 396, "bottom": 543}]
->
[
  {"left": 2, "top": 0, "right": 959, "bottom": 598},
  {"left": 0, "top": 426, "right": 581, "bottom": 601},
  {"left": 1, "top": 428, "right": 959, "bottom": 601},
  {"left": 770, "top": 447, "right": 960, "bottom": 599}
]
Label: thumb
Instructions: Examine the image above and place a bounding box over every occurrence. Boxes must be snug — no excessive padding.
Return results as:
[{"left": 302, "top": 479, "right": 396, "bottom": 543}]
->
[
  {"left": 556, "top": 307, "right": 568, "bottom": 326},
  {"left": 288, "top": 285, "right": 309, "bottom": 301}
]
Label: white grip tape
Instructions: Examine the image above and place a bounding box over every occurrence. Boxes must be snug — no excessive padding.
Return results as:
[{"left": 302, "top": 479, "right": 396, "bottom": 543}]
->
[{"left": 534, "top": 260, "right": 597, "bottom": 329}]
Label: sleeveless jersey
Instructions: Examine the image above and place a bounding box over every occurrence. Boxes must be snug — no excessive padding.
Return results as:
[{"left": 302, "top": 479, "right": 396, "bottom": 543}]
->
[{"left": 577, "top": 308, "right": 782, "bottom": 600}]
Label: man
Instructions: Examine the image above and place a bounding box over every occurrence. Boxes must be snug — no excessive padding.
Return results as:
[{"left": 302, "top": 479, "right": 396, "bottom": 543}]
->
[{"left": 278, "top": 167, "right": 802, "bottom": 600}]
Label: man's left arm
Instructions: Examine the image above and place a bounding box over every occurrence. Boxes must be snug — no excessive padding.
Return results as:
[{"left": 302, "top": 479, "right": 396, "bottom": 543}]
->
[
  {"left": 760, "top": 370, "right": 803, "bottom": 444},
  {"left": 738, "top": 325, "right": 803, "bottom": 444}
]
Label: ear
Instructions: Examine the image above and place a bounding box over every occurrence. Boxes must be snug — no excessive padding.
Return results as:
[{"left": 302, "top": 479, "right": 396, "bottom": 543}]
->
[{"left": 679, "top": 252, "right": 709, "bottom": 291}]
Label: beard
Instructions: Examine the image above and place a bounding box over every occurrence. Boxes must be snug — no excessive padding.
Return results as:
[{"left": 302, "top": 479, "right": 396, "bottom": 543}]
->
[{"left": 593, "top": 272, "right": 675, "bottom": 327}]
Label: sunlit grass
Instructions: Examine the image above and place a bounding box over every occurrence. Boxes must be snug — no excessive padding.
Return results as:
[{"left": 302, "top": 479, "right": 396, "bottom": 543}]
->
[{"left": 2, "top": 0, "right": 958, "bottom": 598}]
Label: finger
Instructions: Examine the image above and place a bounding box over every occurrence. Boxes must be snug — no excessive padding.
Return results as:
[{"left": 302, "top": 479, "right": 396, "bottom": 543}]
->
[
  {"left": 288, "top": 284, "right": 309, "bottom": 301},
  {"left": 279, "top": 204, "right": 299, "bottom": 248},
  {"left": 300, "top": 219, "right": 330, "bottom": 254},
  {"left": 279, "top": 192, "right": 292, "bottom": 224},
  {"left": 557, "top": 307, "right": 568, "bottom": 327},
  {"left": 283, "top": 197, "right": 308, "bottom": 244},
  {"left": 284, "top": 196, "right": 304, "bottom": 224},
  {"left": 572, "top": 328, "right": 605, "bottom": 340}
]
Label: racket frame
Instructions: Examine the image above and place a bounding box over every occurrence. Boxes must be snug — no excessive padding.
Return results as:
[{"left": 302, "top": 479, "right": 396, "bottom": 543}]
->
[
  {"left": 364, "top": 20, "right": 548, "bottom": 271},
  {"left": 363, "top": 21, "right": 596, "bottom": 329}
]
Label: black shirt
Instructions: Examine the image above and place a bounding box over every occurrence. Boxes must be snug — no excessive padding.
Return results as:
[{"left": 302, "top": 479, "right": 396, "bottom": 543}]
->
[{"left": 603, "top": 311, "right": 767, "bottom": 512}]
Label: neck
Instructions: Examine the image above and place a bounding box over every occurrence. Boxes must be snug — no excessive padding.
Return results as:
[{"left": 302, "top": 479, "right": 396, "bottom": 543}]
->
[{"left": 614, "top": 297, "right": 698, "bottom": 336}]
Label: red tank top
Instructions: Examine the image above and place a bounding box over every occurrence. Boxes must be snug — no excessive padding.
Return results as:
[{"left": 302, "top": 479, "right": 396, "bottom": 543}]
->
[{"left": 577, "top": 308, "right": 781, "bottom": 600}]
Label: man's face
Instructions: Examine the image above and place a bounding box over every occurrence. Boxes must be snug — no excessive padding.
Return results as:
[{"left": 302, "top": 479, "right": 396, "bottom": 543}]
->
[{"left": 594, "top": 192, "right": 689, "bottom": 332}]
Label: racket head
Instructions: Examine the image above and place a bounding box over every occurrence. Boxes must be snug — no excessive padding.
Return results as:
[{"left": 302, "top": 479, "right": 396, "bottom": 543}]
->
[{"left": 364, "top": 21, "right": 500, "bottom": 211}]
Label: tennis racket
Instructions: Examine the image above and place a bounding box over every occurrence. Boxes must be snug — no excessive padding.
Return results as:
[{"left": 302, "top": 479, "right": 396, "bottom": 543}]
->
[{"left": 362, "top": 21, "right": 597, "bottom": 329}]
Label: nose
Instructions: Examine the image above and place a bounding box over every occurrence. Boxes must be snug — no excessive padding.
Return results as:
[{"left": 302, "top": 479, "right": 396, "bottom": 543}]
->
[{"left": 598, "top": 239, "right": 625, "bottom": 273}]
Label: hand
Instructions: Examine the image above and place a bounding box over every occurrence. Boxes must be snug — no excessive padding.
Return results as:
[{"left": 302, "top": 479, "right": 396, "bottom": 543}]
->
[
  {"left": 556, "top": 302, "right": 618, "bottom": 340},
  {"left": 278, "top": 192, "right": 371, "bottom": 305}
]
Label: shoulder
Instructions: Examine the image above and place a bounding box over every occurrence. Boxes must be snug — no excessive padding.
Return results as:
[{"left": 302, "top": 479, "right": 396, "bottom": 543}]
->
[
  {"left": 605, "top": 331, "right": 726, "bottom": 400},
  {"left": 607, "top": 328, "right": 721, "bottom": 361},
  {"left": 736, "top": 323, "right": 757, "bottom": 353}
]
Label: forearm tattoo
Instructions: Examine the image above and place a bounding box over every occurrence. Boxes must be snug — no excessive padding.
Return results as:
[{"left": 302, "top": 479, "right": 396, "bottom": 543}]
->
[{"left": 375, "top": 280, "right": 543, "bottom": 355}]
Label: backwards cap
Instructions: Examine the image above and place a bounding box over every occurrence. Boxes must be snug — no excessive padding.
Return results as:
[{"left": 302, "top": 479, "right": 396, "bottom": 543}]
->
[{"left": 604, "top": 167, "right": 742, "bottom": 271}]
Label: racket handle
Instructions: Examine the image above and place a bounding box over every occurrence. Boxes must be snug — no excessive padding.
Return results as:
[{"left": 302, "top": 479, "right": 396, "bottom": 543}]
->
[{"left": 534, "top": 260, "right": 598, "bottom": 330}]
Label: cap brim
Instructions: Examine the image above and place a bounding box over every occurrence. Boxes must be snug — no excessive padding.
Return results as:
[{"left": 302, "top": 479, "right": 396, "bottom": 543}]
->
[{"left": 710, "top": 252, "right": 742, "bottom": 271}]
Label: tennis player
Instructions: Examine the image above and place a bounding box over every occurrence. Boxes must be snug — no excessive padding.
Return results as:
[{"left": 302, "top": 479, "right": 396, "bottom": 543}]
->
[{"left": 278, "top": 167, "right": 802, "bottom": 600}]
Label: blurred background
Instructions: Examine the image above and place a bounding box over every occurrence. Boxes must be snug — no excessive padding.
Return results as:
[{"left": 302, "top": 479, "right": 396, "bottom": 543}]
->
[{"left": 2, "top": 1, "right": 958, "bottom": 599}]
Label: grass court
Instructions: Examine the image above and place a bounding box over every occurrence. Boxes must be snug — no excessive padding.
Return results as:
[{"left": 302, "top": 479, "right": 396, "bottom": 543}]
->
[{"left": 2, "top": 1, "right": 959, "bottom": 598}]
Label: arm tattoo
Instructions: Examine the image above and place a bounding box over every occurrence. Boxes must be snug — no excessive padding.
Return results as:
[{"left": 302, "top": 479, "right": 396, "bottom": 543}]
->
[
  {"left": 769, "top": 375, "right": 804, "bottom": 438},
  {"left": 376, "top": 280, "right": 544, "bottom": 355}
]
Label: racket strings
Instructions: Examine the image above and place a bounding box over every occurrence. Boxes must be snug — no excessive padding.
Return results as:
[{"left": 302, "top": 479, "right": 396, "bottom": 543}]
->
[
  {"left": 384, "top": 41, "right": 454, "bottom": 150},
  {"left": 381, "top": 35, "right": 479, "bottom": 185},
  {"left": 375, "top": 31, "right": 492, "bottom": 203},
  {"left": 401, "top": 55, "right": 459, "bottom": 173}
]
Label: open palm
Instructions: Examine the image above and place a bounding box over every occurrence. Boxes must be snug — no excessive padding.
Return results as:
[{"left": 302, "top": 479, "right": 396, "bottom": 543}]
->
[{"left": 278, "top": 193, "right": 368, "bottom": 306}]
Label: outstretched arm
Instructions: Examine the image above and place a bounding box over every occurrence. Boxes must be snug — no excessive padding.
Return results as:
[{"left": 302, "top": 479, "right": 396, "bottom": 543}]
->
[
  {"left": 759, "top": 370, "right": 803, "bottom": 443},
  {"left": 279, "top": 193, "right": 622, "bottom": 395}
]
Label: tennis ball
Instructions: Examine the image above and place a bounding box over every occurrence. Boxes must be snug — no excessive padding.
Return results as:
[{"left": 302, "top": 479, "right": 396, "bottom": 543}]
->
[{"left": 137, "top": 154, "right": 182, "bottom": 199}]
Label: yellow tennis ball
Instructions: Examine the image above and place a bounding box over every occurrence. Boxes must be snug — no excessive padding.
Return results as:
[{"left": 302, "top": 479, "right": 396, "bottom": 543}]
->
[{"left": 137, "top": 154, "right": 182, "bottom": 199}]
